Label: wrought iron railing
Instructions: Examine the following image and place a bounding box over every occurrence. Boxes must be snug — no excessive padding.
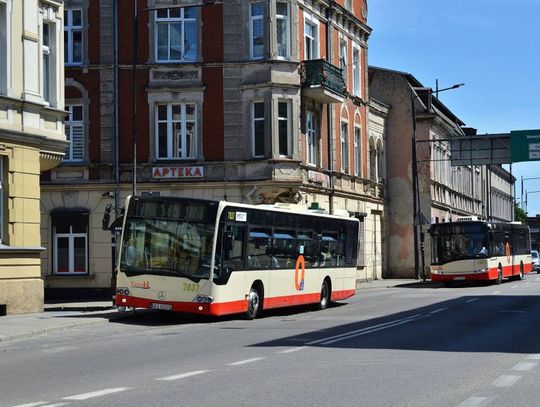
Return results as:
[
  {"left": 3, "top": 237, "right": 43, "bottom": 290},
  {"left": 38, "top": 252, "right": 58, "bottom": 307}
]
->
[{"left": 300, "top": 59, "right": 346, "bottom": 96}]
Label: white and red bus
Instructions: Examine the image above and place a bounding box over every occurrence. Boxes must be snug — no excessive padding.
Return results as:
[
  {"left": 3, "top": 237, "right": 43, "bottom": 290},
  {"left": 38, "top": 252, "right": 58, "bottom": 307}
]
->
[
  {"left": 115, "top": 195, "right": 360, "bottom": 319},
  {"left": 429, "top": 219, "right": 532, "bottom": 285}
]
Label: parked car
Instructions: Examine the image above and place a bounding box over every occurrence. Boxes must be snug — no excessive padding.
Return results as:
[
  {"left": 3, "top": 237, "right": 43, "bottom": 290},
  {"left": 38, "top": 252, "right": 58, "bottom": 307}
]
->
[{"left": 532, "top": 250, "right": 540, "bottom": 273}]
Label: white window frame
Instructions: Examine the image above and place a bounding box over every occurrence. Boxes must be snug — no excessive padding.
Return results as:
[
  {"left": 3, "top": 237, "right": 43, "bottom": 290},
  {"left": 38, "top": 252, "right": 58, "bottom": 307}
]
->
[
  {"left": 276, "top": 2, "right": 290, "bottom": 60},
  {"left": 64, "top": 8, "right": 83, "bottom": 65},
  {"left": 352, "top": 45, "right": 361, "bottom": 96},
  {"left": 354, "top": 126, "right": 361, "bottom": 176},
  {"left": 304, "top": 12, "right": 319, "bottom": 60},
  {"left": 41, "top": 9, "right": 60, "bottom": 107},
  {"left": 277, "top": 100, "right": 292, "bottom": 157},
  {"left": 0, "top": 156, "right": 4, "bottom": 244},
  {"left": 0, "top": 0, "right": 10, "bottom": 96},
  {"left": 249, "top": 2, "right": 264, "bottom": 60},
  {"left": 64, "top": 104, "right": 85, "bottom": 162},
  {"left": 339, "top": 38, "right": 347, "bottom": 85},
  {"left": 42, "top": 21, "right": 52, "bottom": 104},
  {"left": 306, "top": 111, "right": 318, "bottom": 166},
  {"left": 53, "top": 221, "right": 88, "bottom": 275},
  {"left": 155, "top": 103, "right": 197, "bottom": 160},
  {"left": 155, "top": 7, "right": 197, "bottom": 63},
  {"left": 252, "top": 101, "right": 265, "bottom": 157},
  {"left": 341, "top": 121, "right": 349, "bottom": 174}
]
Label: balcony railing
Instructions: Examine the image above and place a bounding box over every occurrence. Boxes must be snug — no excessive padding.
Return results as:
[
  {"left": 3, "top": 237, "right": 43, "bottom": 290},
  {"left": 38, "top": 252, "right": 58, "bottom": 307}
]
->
[{"left": 300, "top": 59, "right": 346, "bottom": 103}]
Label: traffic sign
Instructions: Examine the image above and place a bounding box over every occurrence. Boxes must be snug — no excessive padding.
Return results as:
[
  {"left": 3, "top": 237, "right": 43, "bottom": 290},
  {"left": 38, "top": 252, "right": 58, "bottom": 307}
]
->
[{"left": 511, "top": 129, "right": 540, "bottom": 162}]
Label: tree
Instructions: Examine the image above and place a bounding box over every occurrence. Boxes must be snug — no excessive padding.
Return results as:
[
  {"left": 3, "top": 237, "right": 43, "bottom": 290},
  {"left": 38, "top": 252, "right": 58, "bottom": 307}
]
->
[{"left": 515, "top": 202, "right": 527, "bottom": 223}]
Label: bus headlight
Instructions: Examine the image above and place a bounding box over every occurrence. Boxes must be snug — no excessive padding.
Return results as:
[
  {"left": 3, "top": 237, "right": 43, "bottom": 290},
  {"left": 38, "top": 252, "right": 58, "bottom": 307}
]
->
[
  {"left": 116, "top": 287, "right": 130, "bottom": 296},
  {"left": 193, "top": 295, "right": 214, "bottom": 303}
]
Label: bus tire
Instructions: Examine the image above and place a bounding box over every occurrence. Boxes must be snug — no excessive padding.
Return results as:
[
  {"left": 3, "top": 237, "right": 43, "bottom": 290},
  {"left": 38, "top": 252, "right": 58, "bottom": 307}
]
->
[
  {"left": 317, "top": 279, "right": 331, "bottom": 311},
  {"left": 246, "top": 284, "right": 262, "bottom": 320},
  {"left": 495, "top": 266, "right": 503, "bottom": 285}
]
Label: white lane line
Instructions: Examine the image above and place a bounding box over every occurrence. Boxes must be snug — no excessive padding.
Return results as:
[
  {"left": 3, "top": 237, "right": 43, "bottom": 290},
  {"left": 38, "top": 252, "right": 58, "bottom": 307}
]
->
[
  {"left": 466, "top": 298, "right": 479, "bottom": 303},
  {"left": 491, "top": 375, "right": 521, "bottom": 387},
  {"left": 512, "top": 362, "right": 537, "bottom": 371},
  {"left": 313, "top": 314, "right": 426, "bottom": 346},
  {"left": 510, "top": 285, "right": 518, "bottom": 289},
  {"left": 63, "top": 387, "right": 130, "bottom": 400},
  {"left": 156, "top": 370, "right": 211, "bottom": 381},
  {"left": 278, "top": 346, "right": 307, "bottom": 354},
  {"left": 458, "top": 396, "right": 493, "bottom": 407},
  {"left": 12, "top": 403, "right": 51, "bottom": 407},
  {"left": 36, "top": 404, "right": 69, "bottom": 407},
  {"left": 499, "top": 310, "right": 525, "bottom": 314},
  {"left": 429, "top": 308, "right": 448, "bottom": 314},
  {"left": 228, "top": 357, "right": 266, "bottom": 366},
  {"left": 528, "top": 354, "right": 540, "bottom": 360},
  {"left": 493, "top": 291, "right": 502, "bottom": 294}
]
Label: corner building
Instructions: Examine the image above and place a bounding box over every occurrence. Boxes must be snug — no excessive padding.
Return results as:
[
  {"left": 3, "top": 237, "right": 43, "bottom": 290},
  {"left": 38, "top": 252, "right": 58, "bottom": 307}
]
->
[
  {"left": 0, "top": 0, "right": 67, "bottom": 314},
  {"left": 40, "top": 0, "right": 387, "bottom": 297}
]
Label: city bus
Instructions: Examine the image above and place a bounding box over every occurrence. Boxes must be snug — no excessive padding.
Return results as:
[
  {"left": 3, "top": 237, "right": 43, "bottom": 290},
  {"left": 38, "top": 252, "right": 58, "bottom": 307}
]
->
[
  {"left": 115, "top": 195, "right": 360, "bottom": 319},
  {"left": 429, "top": 218, "right": 532, "bottom": 285}
]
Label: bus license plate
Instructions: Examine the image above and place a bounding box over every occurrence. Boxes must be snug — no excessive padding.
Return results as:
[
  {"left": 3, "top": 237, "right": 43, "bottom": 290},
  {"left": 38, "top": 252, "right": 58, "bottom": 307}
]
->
[
  {"left": 453, "top": 276, "right": 465, "bottom": 281},
  {"left": 151, "top": 303, "right": 172, "bottom": 311}
]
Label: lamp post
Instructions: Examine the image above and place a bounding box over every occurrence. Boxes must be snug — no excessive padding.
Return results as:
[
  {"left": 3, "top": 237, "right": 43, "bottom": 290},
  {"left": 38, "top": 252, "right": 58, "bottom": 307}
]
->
[
  {"left": 520, "top": 176, "right": 540, "bottom": 210},
  {"left": 525, "top": 190, "right": 540, "bottom": 213},
  {"left": 131, "top": 0, "right": 222, "bottom": 196},
  {"left": 411, "top": 83, "right": 464, "bottom": 281}
]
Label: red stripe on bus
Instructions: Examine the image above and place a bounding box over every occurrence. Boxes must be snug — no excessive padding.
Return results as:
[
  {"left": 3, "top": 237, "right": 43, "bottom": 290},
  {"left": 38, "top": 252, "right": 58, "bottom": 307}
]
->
[
  {"left": 116, "top": 289, "right": 355, "bottom": 316},
  {"left": 431, "top": 263, "right": 532, "bottom": 282}
]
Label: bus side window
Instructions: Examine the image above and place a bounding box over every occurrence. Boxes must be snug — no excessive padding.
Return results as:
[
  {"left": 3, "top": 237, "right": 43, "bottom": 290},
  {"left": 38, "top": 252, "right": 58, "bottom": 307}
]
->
[{"left": 222, "top": 225, "right": 245, "bottom": 272}]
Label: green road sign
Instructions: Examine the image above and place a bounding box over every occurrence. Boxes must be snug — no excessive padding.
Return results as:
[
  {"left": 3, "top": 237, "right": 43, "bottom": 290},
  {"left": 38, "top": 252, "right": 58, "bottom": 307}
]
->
[{"left": 511, "top": 129, "right": 540, "bottom": 162}]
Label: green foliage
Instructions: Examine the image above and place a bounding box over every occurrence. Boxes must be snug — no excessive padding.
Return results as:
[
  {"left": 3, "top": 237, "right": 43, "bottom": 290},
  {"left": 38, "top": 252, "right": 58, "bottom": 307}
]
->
[{"left": 515, "top": 202, "right": 528, "bottom": 222}]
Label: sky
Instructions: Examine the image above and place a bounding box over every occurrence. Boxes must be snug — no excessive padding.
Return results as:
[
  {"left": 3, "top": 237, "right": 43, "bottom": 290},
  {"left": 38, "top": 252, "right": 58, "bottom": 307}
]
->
[{"left": 366, "top": 0, "right": 540, "bottom": 215}]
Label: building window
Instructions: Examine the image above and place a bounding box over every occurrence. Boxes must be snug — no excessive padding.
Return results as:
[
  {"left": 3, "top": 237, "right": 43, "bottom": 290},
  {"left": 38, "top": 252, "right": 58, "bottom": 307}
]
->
[
  {"left": 252, "top": 101, "right": 265, "bottom": 157},
  {"left": 0, "top": 0, "right": 9, "bottom": 95},
  {"left": 42, "top": 22, "right": 53, "bottom": 103},
  {"left": 369, "top": 139, "right": 377, "bottom": 181},
  {"left": 155, "top": 7, "right": 197, "bottom": 62},
  {"left": 341, "top": 122, "right": 349, "bottom": 174},
  {"left": 339, "top": 39, "right": 347, "bottom": 85},
  {"left": 306, "top": 111, "right": 318, "bottom": 166},
  {"left": 345, "top": 0, "right": 353, "bottom": 11},
  {"left": 64, "top": 8, "right": 83, "bottom": 65},
  {"left": 156, "top": 103, "right": 197, "bottom": 159},
  {"left": 250, "top": 2, "right": 264, "bottom": 59},
  {"left": 354, "top": 127, "right": 361, "bottom": 176},
  {"left": 52, "top": 212, "right": 89, "bottom": 275},
  {"left": 352, "top": 46, "right": 360, "bottom": 96},
  {"left": 64, "top": 105, "right": 85, "bottom": 162},
  {"left": 278, "top": 101, "right": 291, "bottom": 157},
  {"left": 304, "top": 14, "right": 319, "bottom": 60},
  {"left": 276, "top": 2, "right": 290, "bottom": 59}
]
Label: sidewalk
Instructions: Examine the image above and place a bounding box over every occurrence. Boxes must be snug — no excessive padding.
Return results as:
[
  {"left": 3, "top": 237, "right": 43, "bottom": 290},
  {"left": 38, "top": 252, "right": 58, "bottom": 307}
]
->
[{"left": 0, "top": 279, "right": 425, "bottom": 344}]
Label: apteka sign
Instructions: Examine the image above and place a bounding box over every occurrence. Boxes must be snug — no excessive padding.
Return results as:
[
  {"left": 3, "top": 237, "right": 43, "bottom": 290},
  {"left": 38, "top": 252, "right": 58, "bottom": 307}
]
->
[{"left": 152, "top": 166, "right": 204, "bottom": 179}]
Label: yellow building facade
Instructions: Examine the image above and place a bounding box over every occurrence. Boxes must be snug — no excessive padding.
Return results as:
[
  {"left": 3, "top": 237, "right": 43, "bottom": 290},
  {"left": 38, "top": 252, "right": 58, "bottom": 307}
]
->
[{"left": 0, "top": 0, "right": 66, "bottom": 315}]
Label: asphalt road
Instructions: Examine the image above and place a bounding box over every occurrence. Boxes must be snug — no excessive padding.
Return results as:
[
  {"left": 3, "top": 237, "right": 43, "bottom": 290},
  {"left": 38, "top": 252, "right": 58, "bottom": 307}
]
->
[{"left": 3, "top": 276, "right": 540, "bottom": 407}]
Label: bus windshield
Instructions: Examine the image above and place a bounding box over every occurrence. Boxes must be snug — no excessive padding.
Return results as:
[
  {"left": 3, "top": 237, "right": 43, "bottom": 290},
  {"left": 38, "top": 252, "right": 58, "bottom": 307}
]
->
[
  {"left": 430, "top": 223, "right": 488, "bottom": 265},
  {"left": 119, "top": 198, "right": 217, "bottom": 280}
]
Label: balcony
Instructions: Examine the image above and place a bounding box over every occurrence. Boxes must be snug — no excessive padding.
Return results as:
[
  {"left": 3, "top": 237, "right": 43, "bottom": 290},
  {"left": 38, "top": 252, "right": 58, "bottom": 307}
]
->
[{"left": 300, "top": 59, "right": 346, "bottom": 104}]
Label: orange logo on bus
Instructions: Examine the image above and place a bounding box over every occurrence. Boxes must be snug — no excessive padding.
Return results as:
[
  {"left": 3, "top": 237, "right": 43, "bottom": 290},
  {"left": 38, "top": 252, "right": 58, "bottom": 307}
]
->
[
  {"left": 505, "top": 242, "right": 511, "bottom": 262},
  {"left": 294, "top": 255, "right": 305, "bottom": 291}
]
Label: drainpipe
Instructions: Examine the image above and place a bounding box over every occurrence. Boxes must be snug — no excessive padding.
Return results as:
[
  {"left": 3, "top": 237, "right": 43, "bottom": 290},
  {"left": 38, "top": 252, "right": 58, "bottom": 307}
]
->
[
  {"left": 326, "top": 2, "right": 334, "bottom": 214},
  {"left": 114, "top": 0, "right": 120, "bottom": 213}
]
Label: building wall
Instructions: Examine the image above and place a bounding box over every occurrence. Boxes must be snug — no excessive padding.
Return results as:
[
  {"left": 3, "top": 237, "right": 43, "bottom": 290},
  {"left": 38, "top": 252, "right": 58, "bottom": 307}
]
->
[{"left": 0, "top": 0, "right": 66, "bottom": 315}]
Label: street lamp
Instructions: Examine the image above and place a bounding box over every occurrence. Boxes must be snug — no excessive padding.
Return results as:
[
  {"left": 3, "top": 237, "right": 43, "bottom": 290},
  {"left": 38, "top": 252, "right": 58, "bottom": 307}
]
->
[
  {"left": 520, "top": 176, "right": 540, "bottom": 210},
  {"left": 131, "top": 0, "right": 222, "bottom": 195},
  {"left": 411, "top": 83, "right": 464, "bottom": 281},
  {"left": 525, "top": 190, "right": 540, "bottom": 213}
]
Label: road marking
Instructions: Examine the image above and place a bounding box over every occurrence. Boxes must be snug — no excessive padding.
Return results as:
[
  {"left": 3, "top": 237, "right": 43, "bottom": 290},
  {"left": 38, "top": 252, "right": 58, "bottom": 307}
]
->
[
  {"left": 63, "top": 387, "right": 130, "bottom": 400},
  {"left": 429, "top": 308, "right": 448, "bottom": 314},
  {"left": 512, "top": 362, "right": 537, "bottom": 371},
  {"left": 528, "top": 354, "right": 540, "bottom": 360},
  {"left": 466, "top": 298, "right": 479, "bottom": 303},
  {"left": 510, "top": 285, "right": 518, "bottom": 289},
  {"left": 307, "top": 314, "right": 423, "bottom": 346},
  {"left": 499, "top": 310, "right": 525, "bottom": 314},
  {"left": 458, "top": 396, "right": 493, "bottom": 407},
  {"left": 228, "top": 357, "right": 266, "bottom": 366},
  {"left": 12, "top": 403, "right": 51, "bottom": 407},
  {"left": 491, "top": 375, "right": 521, "bottom": 387},
  {"left": 36, "top": 404, "right": 69, "bottom": 407},
  {"left": 493, "top": 291, "right": 502, "bottom": 294},
  {"left": 278, "top": 346, "right": 307, "bottom": 354},
  {"left": 156, "top": 370, "right": 210, "bottom": 381}
]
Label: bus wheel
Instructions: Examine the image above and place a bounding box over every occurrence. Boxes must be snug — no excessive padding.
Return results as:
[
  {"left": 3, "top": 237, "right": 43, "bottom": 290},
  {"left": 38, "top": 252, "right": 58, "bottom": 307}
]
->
[
  {"left": 496, "top": 266, "right": 503, "bottom": 285},
  {"left": 318, "top": 279, "right": 331, "bottom": 311},
  {"left": 246, "top": 286, "right": 261, "bottom": 320}
]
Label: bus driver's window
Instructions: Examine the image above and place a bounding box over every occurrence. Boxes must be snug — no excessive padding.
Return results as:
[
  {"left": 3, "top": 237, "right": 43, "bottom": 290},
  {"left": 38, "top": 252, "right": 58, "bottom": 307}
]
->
[{"left": 222, "top": 225, "right": 245, "bottom": 272}]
